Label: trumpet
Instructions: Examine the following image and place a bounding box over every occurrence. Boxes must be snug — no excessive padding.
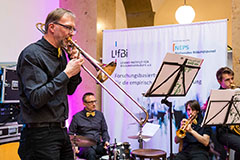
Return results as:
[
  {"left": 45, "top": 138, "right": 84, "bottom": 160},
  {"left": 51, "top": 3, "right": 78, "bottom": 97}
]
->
[
  {"left": 229, "top": 83, "right": 240, "bottom": 135},
  {"left": 230, "top": 84, "right": 240, "bottom": 89},
  {"left": 36, "top": 23, "right": 149, "bottom": 126},
  {"left": 176, "top": 114, "right": 197, "bottom": 138}
]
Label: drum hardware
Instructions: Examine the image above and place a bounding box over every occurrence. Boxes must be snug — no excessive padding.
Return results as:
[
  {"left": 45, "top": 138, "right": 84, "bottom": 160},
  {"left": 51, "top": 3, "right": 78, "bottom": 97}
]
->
[
  {"left": 69, "top": 135, "right": 97, "bottom": 160},
  {"left": 127, "top": 117, "right": 154, "bottom": 148},
  {"left": 108, "top": 139, "right": 131, "bottom": 160},
  {"left": 128, "top": 118, "right": 154, "bottom": 125},
  {"left": 69, "top": 134, "right": 97, "bottom": 147},
  {"left": 128, "top": 134, "right": 152, "bottom": 139}
]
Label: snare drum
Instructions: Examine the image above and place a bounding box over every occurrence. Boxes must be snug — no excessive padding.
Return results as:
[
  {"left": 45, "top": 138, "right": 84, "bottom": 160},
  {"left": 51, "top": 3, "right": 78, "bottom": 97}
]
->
[{"left": 108, "top": 142, "right": 131, "bottom": 160}]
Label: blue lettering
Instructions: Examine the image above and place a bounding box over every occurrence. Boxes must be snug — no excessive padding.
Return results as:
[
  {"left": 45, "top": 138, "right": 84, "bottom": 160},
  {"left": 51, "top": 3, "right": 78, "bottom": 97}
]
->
[{"left": 174, "top": 45, "right": 189, "bottom": 51}]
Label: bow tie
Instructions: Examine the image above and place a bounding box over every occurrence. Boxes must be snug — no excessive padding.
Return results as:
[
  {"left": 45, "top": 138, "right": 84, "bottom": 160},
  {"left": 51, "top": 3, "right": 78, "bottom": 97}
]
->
[
  {"left": 86, "top": 111, "right": 95, "bottom": 117},
  {"left": 58, "top": 48, "right": 62, "bottom": 58}
]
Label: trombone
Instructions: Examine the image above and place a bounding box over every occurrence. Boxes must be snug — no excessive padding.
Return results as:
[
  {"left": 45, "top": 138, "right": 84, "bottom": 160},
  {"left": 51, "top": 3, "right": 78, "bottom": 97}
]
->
[{"left": 36, "top": 23, "right": 149, "bottom": 126}]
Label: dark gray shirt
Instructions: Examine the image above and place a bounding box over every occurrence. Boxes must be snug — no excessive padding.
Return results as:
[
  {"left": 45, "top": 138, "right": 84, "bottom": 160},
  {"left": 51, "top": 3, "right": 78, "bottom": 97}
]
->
[
  {"left": 182, "top": 114, "right": 211, "bottom": 151},
  {"left": 69, "top": 108, "right": 110, "bottom": 143},
  {"left": 17, "top": 37, "right": 82, "bottom": 124}
]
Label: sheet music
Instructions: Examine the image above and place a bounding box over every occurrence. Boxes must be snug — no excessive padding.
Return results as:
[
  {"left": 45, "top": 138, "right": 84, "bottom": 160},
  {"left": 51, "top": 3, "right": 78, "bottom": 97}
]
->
[
  {"left": 202, "top": 89, "right": 240, "bottom": 126},
  {"left": 144, "top": 53, "right": 203, "bottom": 97}
]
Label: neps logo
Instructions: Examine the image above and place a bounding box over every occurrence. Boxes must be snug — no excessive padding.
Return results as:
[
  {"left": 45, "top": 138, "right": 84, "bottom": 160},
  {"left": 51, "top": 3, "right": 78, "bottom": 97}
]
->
[
  {"left": 111, "top": 41, "right": 128, "bottom": 58},
  {"left": 173, "top": 43, "right": 189, "bottom": 52}
]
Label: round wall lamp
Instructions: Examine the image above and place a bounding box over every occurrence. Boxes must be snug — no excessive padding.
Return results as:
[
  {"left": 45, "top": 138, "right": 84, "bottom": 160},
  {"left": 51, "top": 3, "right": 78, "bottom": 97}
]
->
[{"left": 175, "top": 0, "right": 195, "bottom": 24}]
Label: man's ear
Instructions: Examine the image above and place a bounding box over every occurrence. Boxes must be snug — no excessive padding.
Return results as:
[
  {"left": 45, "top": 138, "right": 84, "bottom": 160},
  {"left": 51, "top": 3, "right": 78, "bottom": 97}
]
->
[{"left": 48, "top": 23, "right": 55, "bottom": 33}]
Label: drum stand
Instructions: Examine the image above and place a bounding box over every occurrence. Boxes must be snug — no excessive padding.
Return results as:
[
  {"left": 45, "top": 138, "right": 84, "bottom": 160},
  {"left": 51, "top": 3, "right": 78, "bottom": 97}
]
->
[
  {"left": 71, "top": 136, "right": 78, "bottom": 160},
  {"left": 138, "top": 124, "right": 144, "bottom": 149}
]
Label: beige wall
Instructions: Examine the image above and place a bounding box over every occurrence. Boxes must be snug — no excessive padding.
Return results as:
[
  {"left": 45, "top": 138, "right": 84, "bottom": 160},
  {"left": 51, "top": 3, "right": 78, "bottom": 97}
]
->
[
  {"left": 154, "top": 0, "right": 232, "bottom": 47},
  {"left": 96, "top": 0, "right": 127, "bottom": 104},
  {"left": 232, "top": 0, "right": 240, "bottom": 85},
  {"left": 116, "top": 0, "right": 127, "bottom": 29}
]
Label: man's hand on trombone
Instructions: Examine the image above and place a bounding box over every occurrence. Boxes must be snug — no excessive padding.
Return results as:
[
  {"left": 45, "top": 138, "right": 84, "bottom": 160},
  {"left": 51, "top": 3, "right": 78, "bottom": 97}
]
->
[
  {"left": 63, "top": 40, "right": 84, "bottom": 78},
  {"left": 66, "top": 40, "right": 81, "bottom": 59}
]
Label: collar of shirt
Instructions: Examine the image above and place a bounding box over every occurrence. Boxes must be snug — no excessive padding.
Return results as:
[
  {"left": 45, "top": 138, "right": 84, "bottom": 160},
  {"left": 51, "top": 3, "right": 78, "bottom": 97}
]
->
[{"left": 39, "top": 37, "right": 59, "bottom": 57}]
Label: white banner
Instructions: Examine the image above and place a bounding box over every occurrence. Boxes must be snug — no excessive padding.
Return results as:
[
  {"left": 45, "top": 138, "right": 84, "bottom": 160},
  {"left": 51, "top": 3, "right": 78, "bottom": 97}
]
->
[{"left": 102, "top": 20, "right": 227, "bottom": 155}]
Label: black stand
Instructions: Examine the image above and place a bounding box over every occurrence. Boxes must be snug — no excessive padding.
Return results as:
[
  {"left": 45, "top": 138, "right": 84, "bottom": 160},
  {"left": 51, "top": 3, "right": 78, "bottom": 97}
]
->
[
  {"left": 139, "top": 125, "right": 144, "bottom": 149},
  {"left": 144, "top": 53, "right": 202, "bottom": 160},
  {"left": 160, "top": 59, "right": 189, "bottom": 159},
  {"left": 224, "top": 94, "right": 240, "bottom": 125},
  {"left": 128, "top": 119, "right": 152, "bottom": 149},
  {"left": 161, "top": 98, "right": 173, "bottom": 158},
  {"left": 202, "top": 90, "right": 240, "bottom": 126}
]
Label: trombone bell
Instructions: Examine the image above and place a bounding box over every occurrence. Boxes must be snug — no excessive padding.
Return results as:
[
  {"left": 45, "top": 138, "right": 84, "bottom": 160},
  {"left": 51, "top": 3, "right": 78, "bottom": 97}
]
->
[
  {"left": 97, "top": 61, "right": 117, "bottom": 83},
  {"left": 36, "top": 23, "right": 46, "bottom": 34}
]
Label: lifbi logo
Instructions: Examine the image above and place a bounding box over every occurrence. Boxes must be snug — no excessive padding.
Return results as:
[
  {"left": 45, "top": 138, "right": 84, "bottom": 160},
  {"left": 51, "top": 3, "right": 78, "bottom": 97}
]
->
[
  {"left": 173, "top": 43, "right": 189, "bottom": 52},
  {"left": 111, "top": 41, "right": 128, "bottom": 58}
]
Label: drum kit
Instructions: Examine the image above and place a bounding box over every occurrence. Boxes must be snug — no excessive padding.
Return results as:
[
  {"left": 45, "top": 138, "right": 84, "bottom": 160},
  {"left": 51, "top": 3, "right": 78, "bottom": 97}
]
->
[
  {"left": 69, "top": 134, "right": 152, "bottom": 160},
  {"left": 69, "top": 134, "right": 97, "bottom": 148},
  {"left": 69, "top": 135, "right": 97, "bottom": 160}
]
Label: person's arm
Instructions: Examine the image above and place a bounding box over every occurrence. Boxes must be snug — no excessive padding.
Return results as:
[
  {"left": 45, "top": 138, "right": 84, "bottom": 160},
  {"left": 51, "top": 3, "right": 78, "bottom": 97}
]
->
[
  {"left": 69, "top": 115, "right": 78, "bottom": 134},
  {"left": 101, "top": 114, "right": 110, "bottom": 142},
  {"left": 186, "top": 124, "right": 210, "bottom": 146},
  {"left": 102, "top": 116, "right": 110, "bottom": 149},
  {"left": 175, "top": 135, "right": 181, "bottom": 144},
  {"left": 67, "top": 73, "right": 82, "bottom": 95}
]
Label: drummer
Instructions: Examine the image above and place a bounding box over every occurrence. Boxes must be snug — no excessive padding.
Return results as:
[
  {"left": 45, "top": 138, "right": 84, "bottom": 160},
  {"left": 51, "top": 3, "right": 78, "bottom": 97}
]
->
[{"left": 69, "top": 92, "right": 110, "bottom": 160}]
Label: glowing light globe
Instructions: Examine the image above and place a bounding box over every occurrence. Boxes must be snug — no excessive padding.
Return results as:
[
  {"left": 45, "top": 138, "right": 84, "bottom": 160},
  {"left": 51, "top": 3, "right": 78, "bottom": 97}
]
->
[{"left": 175, "top": 5, "right": 195, "bottom": 24}]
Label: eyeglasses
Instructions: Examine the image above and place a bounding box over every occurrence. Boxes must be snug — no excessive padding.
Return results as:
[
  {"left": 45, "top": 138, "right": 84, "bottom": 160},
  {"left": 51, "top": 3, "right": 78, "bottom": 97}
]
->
[
  {"left": 54, "top": 22, "right": 77, "bottom": 35},
  {"left": 85, "top": 100, "right": 97, "bottom": 104}
]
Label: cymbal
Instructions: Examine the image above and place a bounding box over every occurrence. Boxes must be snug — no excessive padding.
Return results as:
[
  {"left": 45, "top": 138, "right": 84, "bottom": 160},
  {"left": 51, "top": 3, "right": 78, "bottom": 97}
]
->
[
  {"left": 128, "top": 119, "right": 155, "bottom": 125},
  {"left": 69, "top": 135, "right": 97, "bottom": 147},
  {"left": 128, "top": 134, "right": 152, "bottom": 139}
]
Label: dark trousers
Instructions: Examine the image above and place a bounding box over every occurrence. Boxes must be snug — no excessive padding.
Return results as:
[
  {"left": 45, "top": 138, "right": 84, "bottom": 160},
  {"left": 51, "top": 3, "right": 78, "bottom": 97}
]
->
[
  {"left": 18, "top": 127, "right": 74, "bottom": 160},
  {"left": 210, "top": 128, "right": 227, "bottom": 160},
  {"left": 217, "top": 130, "right": 240, "bottom": 160},
  {"left": 173, "top": 145, "right": 209, "bottom": 160},
  {"left": 77, "top": 143, "right": 107, "bottom": 160}
]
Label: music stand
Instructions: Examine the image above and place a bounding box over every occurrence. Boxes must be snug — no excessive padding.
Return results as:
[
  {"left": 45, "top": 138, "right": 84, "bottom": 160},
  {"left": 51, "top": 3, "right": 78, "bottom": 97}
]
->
[
  {"left": 144, "top": 53, "right": 203, "bottom": 159},
  {"left": 201, "top": 89, "right": 240, "bottom": 127}
]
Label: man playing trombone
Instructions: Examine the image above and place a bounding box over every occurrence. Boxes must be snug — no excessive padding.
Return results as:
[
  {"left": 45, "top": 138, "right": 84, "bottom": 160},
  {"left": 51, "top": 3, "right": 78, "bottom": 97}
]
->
[
  {"left": 174, "top": 100, "right": 211, "bottom": 160},
  {"left": 17, "top": 8, "right": 84, "bottom": 160}
]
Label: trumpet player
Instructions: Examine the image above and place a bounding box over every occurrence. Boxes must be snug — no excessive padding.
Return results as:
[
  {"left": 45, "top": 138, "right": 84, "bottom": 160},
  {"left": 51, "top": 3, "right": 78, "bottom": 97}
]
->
[
  {"left": 174, "top": 100, "right": 211, "bottom": 160},
  {"left": 215, "top": 67, "right": 240, "bottom": 160},
  {"left": 17, "top": 8, "right": 84, "bottom": 160}
]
